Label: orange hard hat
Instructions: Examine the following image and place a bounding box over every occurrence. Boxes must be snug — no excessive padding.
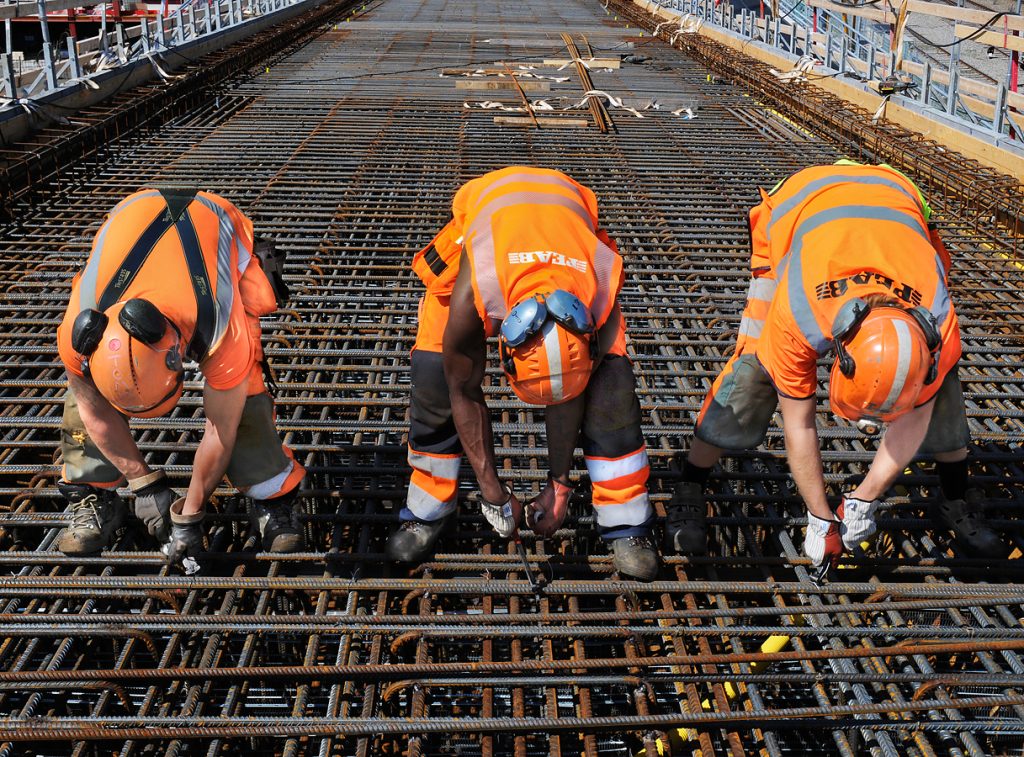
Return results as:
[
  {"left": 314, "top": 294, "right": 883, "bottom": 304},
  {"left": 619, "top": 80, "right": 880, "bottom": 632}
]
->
[
  {"left": 501, "top": 319, "right": 593, "bottom": 405},
  {"left": 87, "top": 300, "right": 184, "bottom": 418},
  {"left": 829, "top": 306, "right": 933, "bottom": 423}
]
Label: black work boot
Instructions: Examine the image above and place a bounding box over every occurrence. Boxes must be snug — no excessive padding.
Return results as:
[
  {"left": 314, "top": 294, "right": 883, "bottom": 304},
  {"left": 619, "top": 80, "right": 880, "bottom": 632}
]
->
[
  {"left": 56, "top": 482, "right": 126, "bottom": 554},
  {"left": 610, "top": 533, "right": 659, "bottom": 581},
  {"left": 664, "top": 481, "right": 708, "bottom": 555},
  {"left": 251, "top": 492, "right": 304, "bottom": 553},
  {"left": 933, "top": 489, "right": 1007, "bottom": 558},
  {"left": 385, "top": 516, "right": 450, "bottom": 563}
]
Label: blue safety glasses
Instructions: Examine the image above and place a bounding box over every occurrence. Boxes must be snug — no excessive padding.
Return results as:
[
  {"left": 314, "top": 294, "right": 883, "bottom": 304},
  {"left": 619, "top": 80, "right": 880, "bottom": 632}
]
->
[{"left": 499, "top": 289, "right": 595, "bottom": 348}]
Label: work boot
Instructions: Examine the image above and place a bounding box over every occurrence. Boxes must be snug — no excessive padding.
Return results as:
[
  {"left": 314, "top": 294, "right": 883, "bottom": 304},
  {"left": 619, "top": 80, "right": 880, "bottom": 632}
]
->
[
  {"left": 56, "top": 482, "right": 126, "bottom": 554},
  {"left": 251, "top": 495, "right": 304, "bottom": 553},
  {"left": 385, "top": 516, "right": 450, "bottom": 563},
  {"left": 610, "top": 534, "right": 659, "bottom": 582},
  {"left": 664, "top": 481, "right": 708, "bottom": 555},
  {"left": 933, "top": 489, "right": 1007, "bottom": 558}
]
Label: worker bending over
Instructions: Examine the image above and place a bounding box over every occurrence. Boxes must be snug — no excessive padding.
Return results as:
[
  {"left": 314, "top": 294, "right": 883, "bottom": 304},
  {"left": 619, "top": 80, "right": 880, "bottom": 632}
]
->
[
  {"left": 665, "top": 163, "right": 1005, "bottom": 574},
  {"left": 56, "top": 189, "right": 305, "bottom": 563},
  {"left": 385, "top": 166, "right": 659, "bottom": 580}
]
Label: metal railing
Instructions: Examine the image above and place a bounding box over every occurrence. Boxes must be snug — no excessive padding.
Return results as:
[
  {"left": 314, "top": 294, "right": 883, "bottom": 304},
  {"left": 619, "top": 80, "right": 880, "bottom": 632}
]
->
[
  {"left": 2, "top": 0, "right": 313, "bottom": 103},
  {"left": 652, "top": 0, "right": 1024, "bottom": 142}
]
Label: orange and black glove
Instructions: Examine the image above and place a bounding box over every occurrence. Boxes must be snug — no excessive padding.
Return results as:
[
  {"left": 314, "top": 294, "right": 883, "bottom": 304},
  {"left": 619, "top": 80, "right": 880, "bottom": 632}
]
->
[{"left": 526, "top": 477, "right": 573, "bottom": 538}]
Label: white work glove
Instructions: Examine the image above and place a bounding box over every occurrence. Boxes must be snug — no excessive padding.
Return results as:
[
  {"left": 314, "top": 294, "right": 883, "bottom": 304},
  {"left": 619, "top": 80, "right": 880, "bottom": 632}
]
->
[
  {"left": 838, "top": 495, "right": 879, "bottom": 550},
  {"left": 803, "top": 512, "right": 843, "bottom": 568},
  {"left": 480, "top": 489, "right": 522, "bottom": 538}
]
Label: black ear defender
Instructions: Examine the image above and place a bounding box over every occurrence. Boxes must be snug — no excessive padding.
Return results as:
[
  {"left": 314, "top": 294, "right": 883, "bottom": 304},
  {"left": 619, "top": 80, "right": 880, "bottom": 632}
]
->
[
  {"left": 71, "top": 309, "right": 108, "bottom": 357},
  {"left": 830, "top": 298, "right": 871, "bottom": 378},
  {"left": 906, "top": 305, "right": 942, "bottom": 384},
  {"left": 118, "top": 298, "right": 167, "bottom": 344}
]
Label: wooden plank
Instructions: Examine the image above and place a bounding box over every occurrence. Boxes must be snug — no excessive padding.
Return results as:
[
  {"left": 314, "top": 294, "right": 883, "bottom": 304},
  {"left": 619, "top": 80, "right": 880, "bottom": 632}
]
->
[
  {"left": 0, "top": 0, "right": 86, "bottom": 20},
  {"left": 806, "top": 0, "right": 896, "bottom": 24},
  {"left": 455, "top": 80, "right": 551, "bottom": 92},
  {"left": 541, "top": 57, "right": 621, "bottom": 68},
  {"left": 494, "top": 116, "right": 590, "bottom": 127},
  {"left": 954, "top": 24, "right": 1024, "bottom": 53},
  {"left": 910, "top": 1, "right": 1024, "bottom": 32}
]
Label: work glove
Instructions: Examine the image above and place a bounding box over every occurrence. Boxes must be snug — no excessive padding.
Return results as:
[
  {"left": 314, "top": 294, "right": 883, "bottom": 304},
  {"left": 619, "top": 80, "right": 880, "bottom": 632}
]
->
[
  {"left": 161, "top": 497, "right": 205, "bottom": 572},
  {"left": 837, "top": 495, "right": 879, "bottom": 550},
  {"left": 129, "top": 470, "right": 175, "bottom": 542},
  {"left": 526, "top": 476, "right": 573, "bottom": 538},
  {"left": 803, "top": 512, "right": 843, "bottom": 571},
  {"left": 480, "top": 488, "right": 523, "bottom": 539}
]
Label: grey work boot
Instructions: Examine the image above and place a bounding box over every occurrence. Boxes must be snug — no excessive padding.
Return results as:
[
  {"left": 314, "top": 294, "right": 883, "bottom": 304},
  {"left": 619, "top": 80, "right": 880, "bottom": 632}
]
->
[
  {"left": 610, "top": 534, "right": 659, "bottom": 582},
  {"left": 933, "top": 489, "right": 1007, "bottom": 558},
  {"left": 251, "top": 493, "right": 304, "bottom": 553},
  {"left": 385, "top": 517, "right": 450, "bottom": 563},
  {"left": 56, "top": 482, "right": 126, "bottom": 555},
  {"left": 664, "top": 481, "right": 708, "bottom": 555}
]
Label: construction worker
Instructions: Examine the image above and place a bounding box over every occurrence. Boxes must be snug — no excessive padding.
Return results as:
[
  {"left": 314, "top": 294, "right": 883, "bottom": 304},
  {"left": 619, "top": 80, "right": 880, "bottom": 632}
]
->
[
  {"left": 384, "top": 166, "right": 658, "bottom": 581},
  {"left": 665, "top": 162, "right": 1005, "bottom": 575},
  {"left": 55, "top": 188, "right": 305, "bottom": 563}
]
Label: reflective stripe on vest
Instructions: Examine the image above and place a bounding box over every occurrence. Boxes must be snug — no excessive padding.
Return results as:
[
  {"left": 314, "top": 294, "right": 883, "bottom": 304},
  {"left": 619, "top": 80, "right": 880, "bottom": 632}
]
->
[
  {"left": 77, "top": 192, "right": 241, "bottom": 359},
  {"left": 195, "top": 194, "right": 250, "bottom": 354},
  {"left": 767, "top": 173, "right": 922, "bottom": 241},
  {"left": 777, "top": 204, "right": 948, "bottom": 353},
  {"left": 78, "top": 191, "right": 163, "bottom": 311},
  {"left": 464, "top": 170, "right": 617, "bottom": 322}
]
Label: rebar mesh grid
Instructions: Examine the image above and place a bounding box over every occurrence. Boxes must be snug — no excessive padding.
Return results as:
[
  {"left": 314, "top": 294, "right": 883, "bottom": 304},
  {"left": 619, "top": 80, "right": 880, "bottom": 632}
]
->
[{"left": 0, "top": 0, "right": 1022, "bottom": 754}]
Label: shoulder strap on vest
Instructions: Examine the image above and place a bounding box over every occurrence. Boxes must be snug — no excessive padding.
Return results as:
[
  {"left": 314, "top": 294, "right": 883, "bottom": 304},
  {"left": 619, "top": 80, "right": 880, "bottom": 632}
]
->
[
  {"left": 95, "top": 188, "right": 216, "bottom": 362},
  {"left": 175, "top": 207, "right": 216, "bottom": 362}
]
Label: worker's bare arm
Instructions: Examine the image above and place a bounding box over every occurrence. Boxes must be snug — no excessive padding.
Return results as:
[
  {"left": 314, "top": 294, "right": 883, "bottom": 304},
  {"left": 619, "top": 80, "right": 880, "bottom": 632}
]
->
[
  {"left": 850, "top": 399, "right": 935, "bottom": 501},
  {"left": 443, "top": 252, "right": 506, "bottom": 503},
  {"left": 183, "top": 380, "right": 248, "bottom": 515},
  {"left": 67, "top": 372, "right": 149, "bottom": 480},
  {"left": 778, "top": 394, "right": 833, "bottom": 519}
]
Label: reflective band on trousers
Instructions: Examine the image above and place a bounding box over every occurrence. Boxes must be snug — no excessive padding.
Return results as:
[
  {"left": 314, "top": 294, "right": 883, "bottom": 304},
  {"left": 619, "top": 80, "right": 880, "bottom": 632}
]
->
[
  {"left": 244, "top": 459, "right": 298, "bottom": 500},
  {"left": 585, "top": 447, "right": 649, "bottom": 483},
  {"left": 407, "top": 449, "right": 461, "bottom": 480},
  {"left": 406, "top": 479, "right": 458, "bottom": 521},
  {"left": 591, "top": 493, "right": 653, "bottom": 528},
  {"left": 777, "top": 204, "right": 947, "bottom": 353}
]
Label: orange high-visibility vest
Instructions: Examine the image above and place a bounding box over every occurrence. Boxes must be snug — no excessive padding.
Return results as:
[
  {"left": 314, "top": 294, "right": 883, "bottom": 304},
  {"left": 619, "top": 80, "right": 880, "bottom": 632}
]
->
[
  {"left": 412, "top": 166, "right": 624, "bottom": 336},
  {"left": 57, "top": 190, "right": 275, "bottom": 390},
  {"left": 748, "top": 164, "right": 961, "bottom": 400}
]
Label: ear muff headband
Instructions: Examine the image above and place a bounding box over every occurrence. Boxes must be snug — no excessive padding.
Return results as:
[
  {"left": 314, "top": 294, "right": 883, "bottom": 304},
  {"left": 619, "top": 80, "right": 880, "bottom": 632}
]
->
[{"left": 831, "top": 297, "right": 942, "bottom": 384}]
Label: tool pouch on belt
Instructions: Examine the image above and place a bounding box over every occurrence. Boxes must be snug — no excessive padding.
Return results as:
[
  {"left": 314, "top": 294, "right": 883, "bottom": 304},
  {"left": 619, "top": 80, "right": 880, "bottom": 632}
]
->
[
  {"left": 252, "top": 238, "right": 290, "bottom": 307},
  {"left": 412, "top": 219, "right": 461, "bottom": 293}
]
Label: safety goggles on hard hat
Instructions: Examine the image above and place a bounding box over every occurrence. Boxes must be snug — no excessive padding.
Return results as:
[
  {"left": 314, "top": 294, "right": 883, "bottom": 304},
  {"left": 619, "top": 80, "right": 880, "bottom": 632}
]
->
[
  {"left": 500, "top": 290, "right": 595, "bottom": 348},
  {"left": 831, "top": 297, "right": 941, "bottom": 384}
]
